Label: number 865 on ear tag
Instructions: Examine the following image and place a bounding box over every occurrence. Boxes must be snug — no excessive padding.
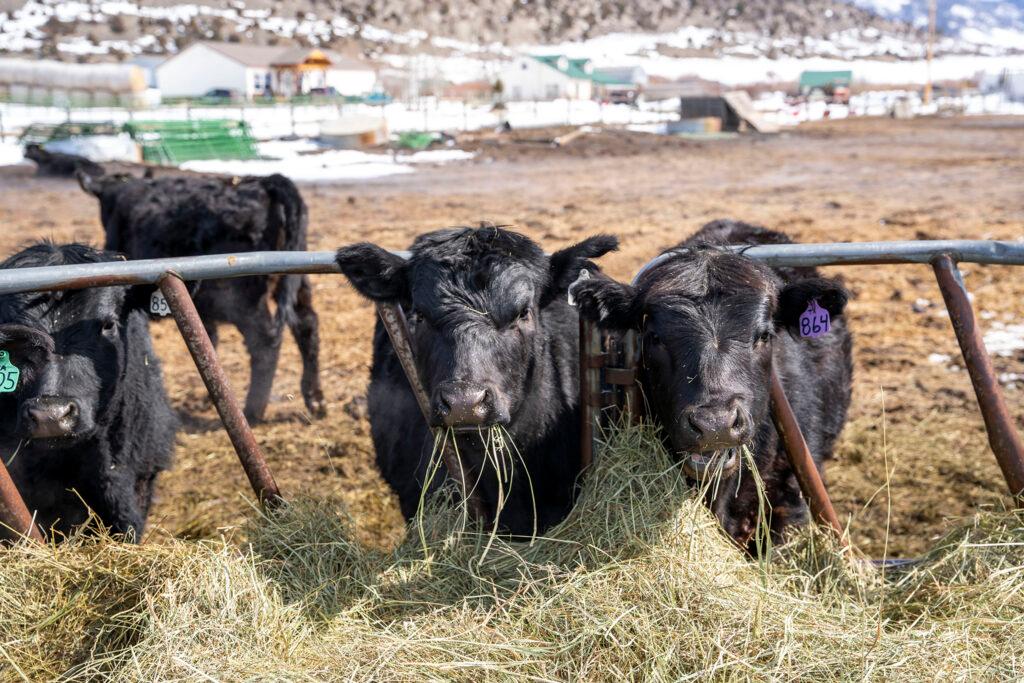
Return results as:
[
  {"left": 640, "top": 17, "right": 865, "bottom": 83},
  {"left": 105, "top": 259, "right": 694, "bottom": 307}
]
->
[
  {"left": 0, "top": 350, "right": 20, "bottom": 393},
  {"left": 799, "top": 299, "right": 830, "bottom": 339}
]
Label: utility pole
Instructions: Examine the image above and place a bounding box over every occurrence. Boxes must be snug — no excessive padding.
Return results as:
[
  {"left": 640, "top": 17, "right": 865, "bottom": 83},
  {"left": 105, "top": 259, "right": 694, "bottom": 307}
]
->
[{"left": 924, "top": 0, "right": 936, "bottom": 105}]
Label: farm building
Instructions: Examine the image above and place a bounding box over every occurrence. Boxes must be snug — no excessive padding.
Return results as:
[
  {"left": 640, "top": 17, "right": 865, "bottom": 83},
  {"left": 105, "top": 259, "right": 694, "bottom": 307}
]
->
[
  {"left": 498, "top": 55, "right": 594, "bottom": 101},
  {"left": 130, "top": 55, "right": 165, "bottom": 89},
  {"left": 0, "top": 58, "right": 148, "bottom": 106},
  {"left": 156, "top": 42, "right": 377, "bottom": 100},
  {"left": 678, "top": 92, "right": 778, "bottom": 134},
  {"left": 799, "top": 70, "right": 853, "bottom": 97},
  {"left": 592, "top": 66, "right": 647, "bottom": 103}
]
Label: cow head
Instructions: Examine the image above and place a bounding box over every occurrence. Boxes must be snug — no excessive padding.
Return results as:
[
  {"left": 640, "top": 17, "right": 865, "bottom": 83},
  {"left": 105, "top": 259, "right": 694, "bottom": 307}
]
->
[
  {"left": 76, "top": 170, "right": 136, "bottom": 228},
  {"left": 572, "top": 245, "right": 847, "bottom": 480},
  {"left": 0, "top": 243, "right": 155, "bottom": 448},
  {"left": 337, "top": 226, "right": 617, "bottom": 431}
]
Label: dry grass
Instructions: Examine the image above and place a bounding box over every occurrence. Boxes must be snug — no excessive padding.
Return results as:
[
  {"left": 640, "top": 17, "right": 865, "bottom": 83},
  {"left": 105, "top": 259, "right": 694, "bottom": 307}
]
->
[{"left": 2, "top": 422, "right": 1023, "bottom": 681}]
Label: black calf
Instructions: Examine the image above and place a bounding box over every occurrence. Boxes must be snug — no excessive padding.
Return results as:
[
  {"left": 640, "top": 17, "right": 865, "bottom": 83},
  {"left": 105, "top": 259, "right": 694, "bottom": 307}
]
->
[
  {"left": 337, "top": 226, "right": 617, "bottom": 534},
  {"left": 0, "top": 243, "right": 177, "bottom": 541},
  {"left": 78, "top": 171, "right": 325, "bottom": 422},
  {"left": 573, "top": 220, "right": 853, "bottom": 547}
]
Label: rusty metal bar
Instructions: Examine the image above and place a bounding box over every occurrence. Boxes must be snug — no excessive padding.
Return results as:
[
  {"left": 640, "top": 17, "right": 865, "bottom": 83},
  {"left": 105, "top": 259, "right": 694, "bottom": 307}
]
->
[
  {"left": 579, "top": 318, "right": 602, "bottom": 470},
  {"left": 933, "top": 254, "right": 1024, "bottom": 497},
  {"left": 159, "top": 274, "right": 282, "bottom": 506},
  {"left": 375, "top": 302, "right": 486, "bottom": 519},
  {"left": 769, "top": 366, "right": 847, "bottom": 545},
  {"left": 621, "top": 330, "right": 642, "bottom": 424},
  {"left": 0, "top": 458, "right": 43, "bottom": 542}
]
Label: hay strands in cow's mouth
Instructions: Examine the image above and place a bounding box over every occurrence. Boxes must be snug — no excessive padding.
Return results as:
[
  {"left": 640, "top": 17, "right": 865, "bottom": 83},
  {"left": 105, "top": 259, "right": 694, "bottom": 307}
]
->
[
  {"left": 686, "top": 444, "right": 773, "bottom": 562},
  {"left": 682, "top": 447, "right": 741, "bottom": 482},
  {"left": 416, "top": 425, "right": 538, "bottom": 563}
]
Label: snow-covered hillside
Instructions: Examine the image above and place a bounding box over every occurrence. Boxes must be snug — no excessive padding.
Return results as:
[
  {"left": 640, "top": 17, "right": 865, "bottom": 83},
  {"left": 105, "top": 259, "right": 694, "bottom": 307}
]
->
[{"left": 847, "top": 0, "right": 1024, "bottom": 50}]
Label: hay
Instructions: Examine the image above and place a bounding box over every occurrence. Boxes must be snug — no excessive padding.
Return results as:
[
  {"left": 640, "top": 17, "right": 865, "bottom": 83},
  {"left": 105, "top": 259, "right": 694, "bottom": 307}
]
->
[{"left": 2, "top": 423, "right": 1023, "bottom": 681}]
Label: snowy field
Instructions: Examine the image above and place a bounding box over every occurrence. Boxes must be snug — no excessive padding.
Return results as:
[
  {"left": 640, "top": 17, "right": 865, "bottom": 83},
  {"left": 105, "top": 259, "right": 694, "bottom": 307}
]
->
[{"left": 0, "top": 136, "right": 477, "bottom": 181}]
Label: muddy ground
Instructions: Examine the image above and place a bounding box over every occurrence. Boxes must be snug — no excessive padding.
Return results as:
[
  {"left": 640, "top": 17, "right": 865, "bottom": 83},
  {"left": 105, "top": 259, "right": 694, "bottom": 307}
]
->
[{"left": 1, "top": 115, "right": 1022, "bottom": 557}]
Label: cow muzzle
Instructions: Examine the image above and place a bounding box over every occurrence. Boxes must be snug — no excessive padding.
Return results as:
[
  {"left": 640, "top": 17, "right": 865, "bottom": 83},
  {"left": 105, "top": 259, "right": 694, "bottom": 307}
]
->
[
  {"left": 21, "top": 397, "right": 81, "bottom": 440},
  {"left": 433, "top": 380, "right": 497, "bottom": 429}
]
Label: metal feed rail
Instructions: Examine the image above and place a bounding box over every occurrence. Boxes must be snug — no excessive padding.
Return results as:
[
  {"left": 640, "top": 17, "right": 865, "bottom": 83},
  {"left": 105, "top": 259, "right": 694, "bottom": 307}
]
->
[{"left": 0, "top": 240, "right": 1021, "bottom": 543}]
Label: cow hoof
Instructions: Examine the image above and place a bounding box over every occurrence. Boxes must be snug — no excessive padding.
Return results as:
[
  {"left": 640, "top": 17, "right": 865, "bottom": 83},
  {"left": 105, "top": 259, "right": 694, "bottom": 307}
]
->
[{"left": 305, "top": 395, "right": 327, "bottom": 419}]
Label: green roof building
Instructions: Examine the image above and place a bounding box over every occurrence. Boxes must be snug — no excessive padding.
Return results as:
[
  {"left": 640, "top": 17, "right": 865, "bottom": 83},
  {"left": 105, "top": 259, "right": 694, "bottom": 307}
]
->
[{"left": 799, "top": 70, "right": 853, "bottom": 94}]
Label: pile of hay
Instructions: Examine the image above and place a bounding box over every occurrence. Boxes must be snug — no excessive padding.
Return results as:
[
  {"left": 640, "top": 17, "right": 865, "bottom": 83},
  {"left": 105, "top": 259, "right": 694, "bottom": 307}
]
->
[{"left": 2, "top": 423, "right": 1022, "bottom": 680}]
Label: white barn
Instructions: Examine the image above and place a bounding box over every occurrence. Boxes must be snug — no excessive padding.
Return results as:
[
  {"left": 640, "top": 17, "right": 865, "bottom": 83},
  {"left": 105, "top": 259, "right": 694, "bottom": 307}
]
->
[
  {"left": 156, "top": 42, "right": 377, "bottom": 99},
  {"left": 498, "top": 55, "right": 594, "bottom": 101}
]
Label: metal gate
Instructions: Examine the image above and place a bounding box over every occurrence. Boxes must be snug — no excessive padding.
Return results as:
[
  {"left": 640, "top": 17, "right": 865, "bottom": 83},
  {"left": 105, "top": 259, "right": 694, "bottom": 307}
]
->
[{"left": 0, "top": 239, "right": 1022, "bottom": 544}]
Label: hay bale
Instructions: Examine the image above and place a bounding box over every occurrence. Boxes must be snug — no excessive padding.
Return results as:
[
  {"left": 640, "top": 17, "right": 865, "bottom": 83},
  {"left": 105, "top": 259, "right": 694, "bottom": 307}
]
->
[{"left": 2, "top": 423, "right": 1023, "bottom": 679}]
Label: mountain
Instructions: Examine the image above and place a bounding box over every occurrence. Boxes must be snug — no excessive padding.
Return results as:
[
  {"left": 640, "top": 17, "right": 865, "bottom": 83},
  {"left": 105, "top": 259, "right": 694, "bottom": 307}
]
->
[
  {"left": 846, "top": 0, "right": 1024, "bottom": 49},
  {"left": 1, "top": 0, "right": 925, "bottom": 63}
]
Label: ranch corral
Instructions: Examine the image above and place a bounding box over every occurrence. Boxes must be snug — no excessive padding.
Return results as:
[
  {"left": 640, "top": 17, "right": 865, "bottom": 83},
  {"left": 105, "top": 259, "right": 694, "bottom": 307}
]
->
[{"left": 1, "top": 115, "right": 1023, "bottom": 557}]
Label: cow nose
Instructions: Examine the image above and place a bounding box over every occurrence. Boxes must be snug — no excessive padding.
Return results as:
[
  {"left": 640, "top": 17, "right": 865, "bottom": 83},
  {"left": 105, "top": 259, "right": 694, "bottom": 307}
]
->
[
  {"left": 21, "top": 397, "right": 80, "bottom": 439},
  {"left": 686, "top": 403, "right": 748, "bottom": 450},
  {"left": 434, "top": 381, "right": 493, "bottom": 428}
]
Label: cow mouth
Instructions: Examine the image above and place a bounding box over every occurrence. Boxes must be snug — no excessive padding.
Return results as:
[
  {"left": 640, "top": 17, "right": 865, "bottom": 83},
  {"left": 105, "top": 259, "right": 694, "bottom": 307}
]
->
[{"left": 681, "top": 447, "right": 741, "bottom": 481}]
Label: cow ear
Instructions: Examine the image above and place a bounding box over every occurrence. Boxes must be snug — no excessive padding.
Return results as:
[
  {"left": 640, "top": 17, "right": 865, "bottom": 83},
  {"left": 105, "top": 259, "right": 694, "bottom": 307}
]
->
[
  {"left": 123, "top": 284, "right": 159, "bottom": 317},
  {"left": 76, "top": 169, "right": 100, "bottom": 196},
  {"left": 544, "top": 234, "right": 619, "bottom": 305},
  {"left": 336, "top": 243, "right": 409, "bottom": 302},
  {"left": 775, "top": 278, "right": 849, "bottom": 332},
  {"left": 571, "top": 273, "right": 640, "bottom": 330},
  {"left": 122, "top": 282, "right": 198, "bottom": 320},
  {"left": 0, "top": 324, "right": 53, "bottom": 378}
]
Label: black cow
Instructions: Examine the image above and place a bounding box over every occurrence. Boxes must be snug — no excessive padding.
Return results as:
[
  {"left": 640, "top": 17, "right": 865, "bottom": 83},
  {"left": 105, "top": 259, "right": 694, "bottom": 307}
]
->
[
  {"left": 572, "top": 220, "right": 853, "bottom": 547},
  {"left": 77, "top": 171, "right": 325, "bottom": 422},
  {"left": 0, "top": 242, "right": 177, "bottom": 541},
  {"left": 24, "top": 143, "right": 105, "bottom": 177},
  {"left": 336, "top": 226, "right": 618, "bottom": 535}
]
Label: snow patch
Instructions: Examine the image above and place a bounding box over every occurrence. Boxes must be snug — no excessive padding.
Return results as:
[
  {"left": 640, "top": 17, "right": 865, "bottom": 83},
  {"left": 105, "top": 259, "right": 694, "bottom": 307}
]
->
[
  {"left": 178, "top": 144, "right": 475, "bottom": 182},
  {"left": 984, "top": 322, "right": 1024, "bottom": 357}
]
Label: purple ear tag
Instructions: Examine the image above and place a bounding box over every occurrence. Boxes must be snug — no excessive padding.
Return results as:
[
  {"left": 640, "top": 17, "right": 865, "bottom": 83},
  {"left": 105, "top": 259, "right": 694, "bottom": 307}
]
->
[{"left": 799, "top": 299, "right": 830, "bottom": 338}]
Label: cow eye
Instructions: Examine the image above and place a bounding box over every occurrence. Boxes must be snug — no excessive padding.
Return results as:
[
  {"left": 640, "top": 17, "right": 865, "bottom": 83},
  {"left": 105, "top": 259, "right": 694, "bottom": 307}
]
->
[
  {"left": 101, "top": 318, "right": 118, "bottom": 334},
  {"left": 754, "top": 330, "right": 772, "bottom": 345},
  {"left": 516, "top": 306, "right": 532, "bottom": 324},
  {"left": 645, "top": 330, "right": 662, "bottom": 347}
]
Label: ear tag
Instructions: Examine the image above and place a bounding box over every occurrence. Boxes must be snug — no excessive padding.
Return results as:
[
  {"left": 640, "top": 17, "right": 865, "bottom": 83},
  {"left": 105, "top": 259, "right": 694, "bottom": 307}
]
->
[
  {"left": 150, "top": 290, "right": 172, "bottom": 317},
  {"left": 567, "top": 268, "right": 591, "bottom": 306},
  {"left": 0, "top": 350, "right": 20, "bottom": 393},
  {"left": 799, "top": 299, "right": 830, "bottom": 338}
]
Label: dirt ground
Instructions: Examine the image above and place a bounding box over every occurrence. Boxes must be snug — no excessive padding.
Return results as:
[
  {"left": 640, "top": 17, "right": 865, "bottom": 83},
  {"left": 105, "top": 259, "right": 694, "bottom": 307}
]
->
[{"left": 1, "top": 115, "right": 1023, "bottom": 557}]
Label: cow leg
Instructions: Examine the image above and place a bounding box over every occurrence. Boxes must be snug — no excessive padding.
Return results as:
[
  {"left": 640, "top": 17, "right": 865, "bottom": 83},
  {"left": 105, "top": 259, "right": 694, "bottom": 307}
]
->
[
  {"left": 238, "top": 301, "right": 283, "bottom": 423},
  {"left": 288, "top": 275, "right": 326, "bottom": 418},
  {"left": 203, "top": 319, "right": 219, "bottom": 349},
  {"left": 135, "top": 472, "right": 158, "bottom": 520},
  {"left": 94, "top": 471, "right": 146, "bottom": 542}
]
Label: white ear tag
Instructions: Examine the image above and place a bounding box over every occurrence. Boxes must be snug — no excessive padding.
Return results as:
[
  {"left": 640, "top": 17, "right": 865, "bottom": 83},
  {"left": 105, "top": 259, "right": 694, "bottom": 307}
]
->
[
  {"left": 150, "top": 290, "right": 172, "bottom": 317},
  {"left": 567, "top": 268, "right": 591, "bottom": 307}
]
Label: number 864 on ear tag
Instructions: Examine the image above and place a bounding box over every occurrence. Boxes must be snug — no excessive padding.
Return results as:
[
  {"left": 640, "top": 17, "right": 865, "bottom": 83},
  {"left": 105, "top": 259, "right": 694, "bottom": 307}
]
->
[
  {"left": 799, "top": 299, "right": 830, "bottom": 339},
  {"left": 0, "top": 350, "right": 20, "bottom": 393}
]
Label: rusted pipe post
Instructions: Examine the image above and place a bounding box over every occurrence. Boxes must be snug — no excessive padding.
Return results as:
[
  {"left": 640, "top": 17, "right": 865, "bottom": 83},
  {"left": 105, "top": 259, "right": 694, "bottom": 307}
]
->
[
  {"left": 769, "top": 367, "right": 847, "bottom": 545},
  {"left": 933, "top": 254, "right": 1024, "bottom": 498},
  {"left": 159, "top": 274, "right": 282, "bottom": 506},
  {"left": 376, "top": 302, "right": 486, "bottom": 520},
  {"left": 0, "top": 459, "right": 43, "bottom": 542},
  {"left": 621, "top": 329, "right": 642, "bottom": 424},
  {"left": 579, "top": 318, "right": 602, "bottom": 470}
]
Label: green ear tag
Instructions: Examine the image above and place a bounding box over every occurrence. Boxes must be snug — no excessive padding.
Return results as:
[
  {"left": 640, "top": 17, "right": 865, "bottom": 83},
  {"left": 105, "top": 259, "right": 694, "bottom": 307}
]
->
[{"left": 0, "top": 351, "right": 20, "bottom": 393}]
